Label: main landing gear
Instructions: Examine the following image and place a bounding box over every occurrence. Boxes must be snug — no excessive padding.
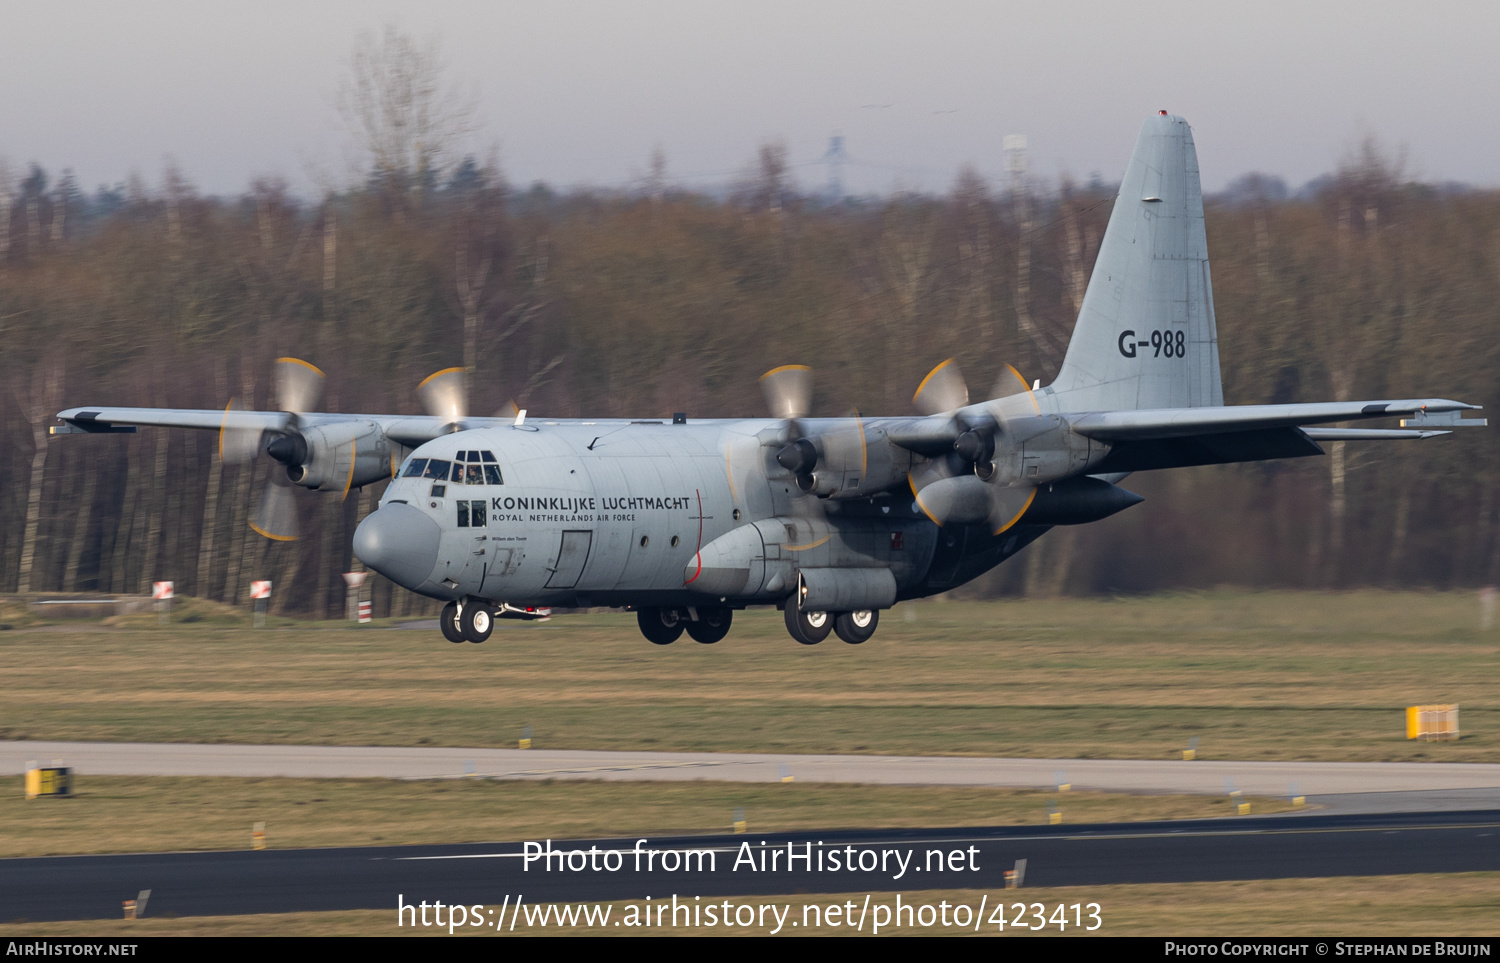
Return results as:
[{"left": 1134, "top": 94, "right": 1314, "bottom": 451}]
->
[
  {"left": 636, "top": 606, "right": 733, "bottom": 645},
  {"left": 441, "top": 599, "right": 494, "bottom": 644},
  {"left": 784, "top": 603, "right": 880, "bottom": 645}
]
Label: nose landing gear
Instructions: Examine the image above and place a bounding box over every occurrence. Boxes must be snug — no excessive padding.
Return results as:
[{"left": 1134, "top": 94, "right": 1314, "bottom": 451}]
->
[{"left": 441, "top": 599, "right": 495, "bottom": 643}]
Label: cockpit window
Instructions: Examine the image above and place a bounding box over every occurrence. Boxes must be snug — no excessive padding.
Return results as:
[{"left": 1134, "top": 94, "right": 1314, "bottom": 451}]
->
[{"left": 417, "top": 451, "right": 502, "bottom": 484}]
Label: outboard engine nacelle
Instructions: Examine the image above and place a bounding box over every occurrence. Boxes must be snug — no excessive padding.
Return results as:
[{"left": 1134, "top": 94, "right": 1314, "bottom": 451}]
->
[{"left": 276, "top": 420, "right": 393, "bottom": 492}]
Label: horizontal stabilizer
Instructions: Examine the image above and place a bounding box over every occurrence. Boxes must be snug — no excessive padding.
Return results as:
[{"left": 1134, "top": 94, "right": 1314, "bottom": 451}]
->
[{"left": 1069, "top": 400, "right": 1481, "bottom": 442}]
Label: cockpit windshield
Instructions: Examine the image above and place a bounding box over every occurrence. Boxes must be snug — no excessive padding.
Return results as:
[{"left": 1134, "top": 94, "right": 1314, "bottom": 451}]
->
[{"left": 401, "top": 452, "right": 503, "bottom": 485}]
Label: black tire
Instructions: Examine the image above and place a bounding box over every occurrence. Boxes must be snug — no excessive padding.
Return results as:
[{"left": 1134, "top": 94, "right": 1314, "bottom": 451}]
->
[
  {"left": 685, "top": 607, "right": 732, "bottom": 644},
  {"left": 637, "top": 607, "right": 684, "bottom": 645},
  {"left": 784, "top": 602, "right": 832, "bottom": 645},
  {"left": 834, "top": 609, "right": 879, "bottom": 644},
  {"left": 440, "top": 601, "right": 466, "bottom": 643},
  {"left": 460, "top": 600, "right": 495, "bottom": 643}
]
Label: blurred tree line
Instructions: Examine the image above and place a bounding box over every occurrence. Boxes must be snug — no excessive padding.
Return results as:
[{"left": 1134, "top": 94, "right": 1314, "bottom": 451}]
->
[{"left": 2, "top": 135, "right": 1497, "bottom": 615}]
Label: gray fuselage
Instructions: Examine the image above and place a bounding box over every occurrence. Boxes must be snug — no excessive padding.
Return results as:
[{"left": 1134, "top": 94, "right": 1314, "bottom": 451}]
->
[{"left": 355, "top": 418, "right": 1038, "bottom": 609}]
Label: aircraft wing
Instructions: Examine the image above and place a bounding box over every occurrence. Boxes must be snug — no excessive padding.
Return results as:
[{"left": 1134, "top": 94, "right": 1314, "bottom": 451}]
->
[
  {"left": 1067, "top": 399, "right": 1484, "bottom": 441},
  {"left": 52, "top": 406, "right": 480, "bottom": 447}
]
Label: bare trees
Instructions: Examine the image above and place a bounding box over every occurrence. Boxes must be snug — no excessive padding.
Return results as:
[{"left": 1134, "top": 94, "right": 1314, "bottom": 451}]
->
[
  {"left": 13, "top": 360, "right": 63, "bottom": 593},
  {"left": 3, "top": 138, "right": 1499, "bottom": 606},
  {"left": 338, "top": 25, "right": 475, "bottom": 191}
]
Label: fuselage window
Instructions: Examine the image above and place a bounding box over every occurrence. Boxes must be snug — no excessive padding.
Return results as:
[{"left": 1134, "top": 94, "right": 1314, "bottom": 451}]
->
[
  {"left": 402, "top": 458, "right": 428, "bottom": 478},
  {"left": 457, "top": 499, "right": 487, "bottom": 527}
]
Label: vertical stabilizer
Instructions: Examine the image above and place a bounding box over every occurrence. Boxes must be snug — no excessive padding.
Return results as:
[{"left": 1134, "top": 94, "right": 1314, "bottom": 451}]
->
[{"left": 1051, "top": 113, "right": 1223, "bottom": 411}]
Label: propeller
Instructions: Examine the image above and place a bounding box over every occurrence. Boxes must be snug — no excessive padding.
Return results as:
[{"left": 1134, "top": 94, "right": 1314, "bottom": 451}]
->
[
  {"left": 760, "top": 364, "right": 813, "bottom": 422},
  {"left": 417, "top": 367, "right": 467, "bottom": 429},
  {"left": 911, "top": 358, "right": 969, "bottom": 415},
  {"left": 250, "top": 474, "right": 301, "bottom": 541},
  {"left": 907, "top": 358, "right": 1041, "bottom": 535},
  {"left": 217, "top": 357, "right": 328, "bottom": 542},
  {"left": 760, "top": 365, "right": 816, "bottom": 487}
]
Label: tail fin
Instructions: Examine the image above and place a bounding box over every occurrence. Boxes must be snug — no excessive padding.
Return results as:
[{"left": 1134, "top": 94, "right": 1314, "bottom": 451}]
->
[{"left": 1051, "top": 113, "right": 1223, "bottom": 411}]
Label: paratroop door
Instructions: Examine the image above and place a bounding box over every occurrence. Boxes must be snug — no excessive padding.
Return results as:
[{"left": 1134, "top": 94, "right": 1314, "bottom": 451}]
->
[{"left": 544, "top": 530, "right": 593, "bottom": 589}]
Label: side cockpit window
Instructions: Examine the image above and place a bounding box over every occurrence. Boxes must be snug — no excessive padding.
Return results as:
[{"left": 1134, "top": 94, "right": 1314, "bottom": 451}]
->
[{"left": 401, "top": 458, "right": 428, "bottom": 478}]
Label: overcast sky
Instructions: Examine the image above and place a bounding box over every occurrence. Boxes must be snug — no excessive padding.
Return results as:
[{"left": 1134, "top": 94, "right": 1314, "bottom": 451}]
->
[{"left": 3, "top": 1, "right": 1496, "bottom": 197}]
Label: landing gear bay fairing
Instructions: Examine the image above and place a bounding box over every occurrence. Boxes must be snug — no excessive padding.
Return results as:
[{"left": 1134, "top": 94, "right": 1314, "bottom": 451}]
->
[{"left": 55, "top": 114, "right": 1484, "bottom": 645}]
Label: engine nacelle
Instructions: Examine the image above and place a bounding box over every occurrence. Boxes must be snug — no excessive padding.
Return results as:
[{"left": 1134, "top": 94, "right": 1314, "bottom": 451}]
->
[
  {"left": 777, "top": 421, "right": 914, "bottom": 499},
  {"left": 987, "top": 415, "right": 1107, "bottom": 487},
  {"left": 284, "top": 420, "right": 393, "bottom": 492}
]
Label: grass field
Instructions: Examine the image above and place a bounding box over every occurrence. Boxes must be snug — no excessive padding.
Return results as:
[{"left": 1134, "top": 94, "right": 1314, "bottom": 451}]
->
[
  {"left": 5, "top": 875, "right": 1497, "bottom": 936},
  {"left": 2, "top": 592, "right": 1496, "bottom": 761},
  {"left": 0, "top": 775, "right": 1291, "bottom": 858}
]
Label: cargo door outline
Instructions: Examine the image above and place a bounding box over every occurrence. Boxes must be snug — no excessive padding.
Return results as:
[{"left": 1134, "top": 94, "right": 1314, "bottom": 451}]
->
[{"left": 544, "top": 530, "right": 593, "bottom": 589}]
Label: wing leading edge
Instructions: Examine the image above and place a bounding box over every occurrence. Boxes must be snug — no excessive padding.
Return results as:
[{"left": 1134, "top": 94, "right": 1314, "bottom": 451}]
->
[{"left": 54, "top": 406, "right": 496, "bottom": 448}]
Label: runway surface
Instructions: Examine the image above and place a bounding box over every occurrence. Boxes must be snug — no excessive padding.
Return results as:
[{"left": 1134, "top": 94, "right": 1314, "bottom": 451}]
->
[
  {"left": 5, "top": 811, "right": 1499, "bottom": 923},
  {"left": 6, "top": 741, "right": 1500, "bottom": 808}
]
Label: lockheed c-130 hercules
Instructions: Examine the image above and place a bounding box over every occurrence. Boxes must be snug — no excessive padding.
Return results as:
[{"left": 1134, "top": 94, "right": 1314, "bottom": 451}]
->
[{"left": 55, "top": 112, "right": 1485, "bottom": 646}]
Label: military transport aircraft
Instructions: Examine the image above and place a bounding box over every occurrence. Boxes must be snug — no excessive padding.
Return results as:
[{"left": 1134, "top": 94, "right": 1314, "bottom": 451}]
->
[{"left": 55, "top": 112, "right": 1485, "bottom": 646}]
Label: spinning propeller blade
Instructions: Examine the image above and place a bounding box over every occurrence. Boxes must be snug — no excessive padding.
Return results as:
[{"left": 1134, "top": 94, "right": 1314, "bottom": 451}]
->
[
  {"left": 417, "top": 367, "right": 468, "bottom": 425},
  {"left": 218, "top": 398, "right": 262, "bottom": 465},
  {"left": 912, "top": 358, "right": 969, "bottom": 415},
  {"left": 275, "top": 357, "right": 325, "bottom": 415},
  {"left": 249, "top": 474, "right": 300, "bottom": 542},
  {"left": 760, "top": 365, "right": 813, "bottom": 421}
]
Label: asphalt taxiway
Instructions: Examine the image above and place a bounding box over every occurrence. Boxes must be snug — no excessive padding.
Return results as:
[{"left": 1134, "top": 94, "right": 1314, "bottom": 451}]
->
[{"left": 4, "top": 811, "right": 1498, "bottom": 922}]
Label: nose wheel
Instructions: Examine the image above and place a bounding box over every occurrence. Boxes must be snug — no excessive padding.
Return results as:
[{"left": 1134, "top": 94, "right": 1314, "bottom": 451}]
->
[
  {"left": 440, "top": 601, "right": 465, "bottom": 643},
  {"left": 442, "top": 599, "right": 495, "bottom": 643},
  {"left": 460, "top": 601, "right": 494, "bottom": 643}
]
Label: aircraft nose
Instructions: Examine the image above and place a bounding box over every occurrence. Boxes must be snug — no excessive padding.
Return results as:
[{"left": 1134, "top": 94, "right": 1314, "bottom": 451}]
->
[{"left": 353, "top": 503, "right": 441, "bottom": 589}]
